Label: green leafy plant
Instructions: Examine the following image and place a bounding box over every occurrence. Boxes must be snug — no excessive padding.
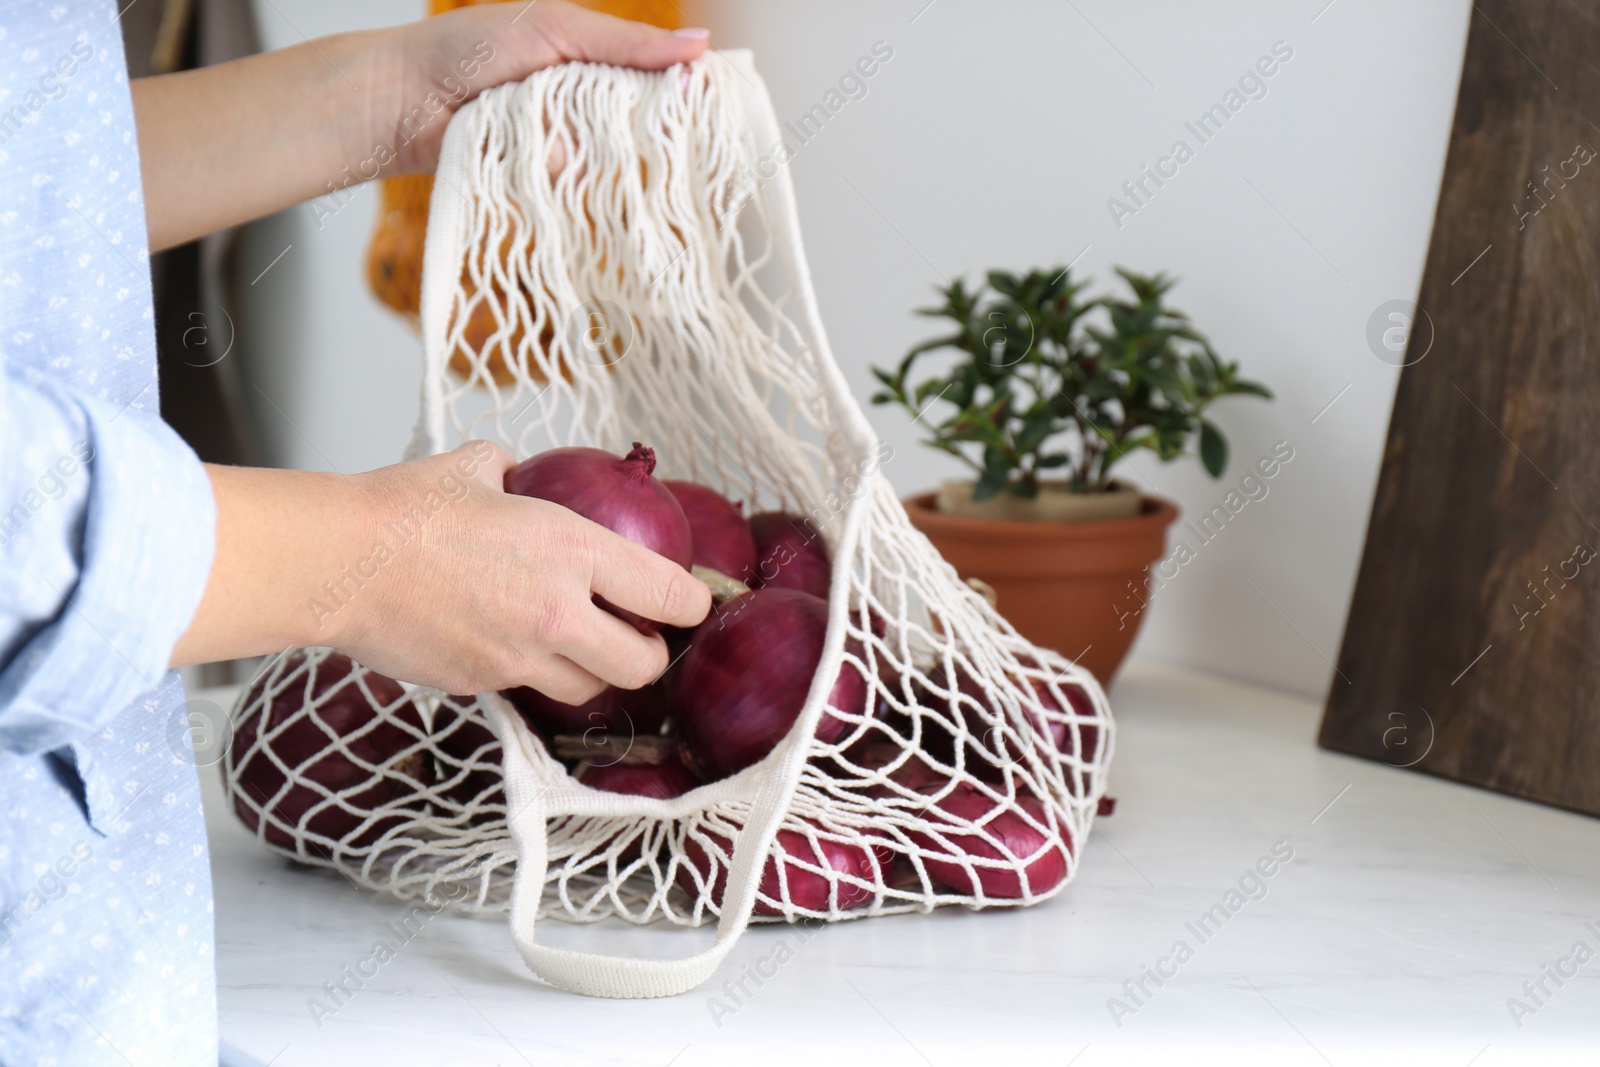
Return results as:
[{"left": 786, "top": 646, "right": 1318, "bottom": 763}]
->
[{"left": 871, "top": 267, "right": 1271, "bottom": 501}]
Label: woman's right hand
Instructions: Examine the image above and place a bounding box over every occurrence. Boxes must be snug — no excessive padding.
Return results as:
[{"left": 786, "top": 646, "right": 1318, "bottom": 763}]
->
[{"left": 172, "top": 441, "right": 711, "bottom": 702}]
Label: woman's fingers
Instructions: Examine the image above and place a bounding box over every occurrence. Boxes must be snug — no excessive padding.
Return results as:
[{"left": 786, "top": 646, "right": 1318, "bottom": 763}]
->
[
  {"left": 520, "top": 650, "right": 610, "bottom": 706},
  {"left": 385, "top": 3, "right": 707, "bottom": 175},
  {"left": 455, "top": 439, "right": 513, "bottom": 490},
  {"left": 523, "top": 2, "right": 708, "bottom": 72},
  {"left": 585, "top": 523, "right": 712, "bottom": 632},
  {"left": 497, "top": 518, "right": 702, "bottom": 696},
  {"left": 551, "top": 603, "right": 670, "bottom": 691}
]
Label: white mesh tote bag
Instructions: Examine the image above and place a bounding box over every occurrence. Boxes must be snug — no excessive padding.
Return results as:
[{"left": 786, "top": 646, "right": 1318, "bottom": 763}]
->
[{"left": 224, "top": 50, "right": 1114, "bottom": 1000}]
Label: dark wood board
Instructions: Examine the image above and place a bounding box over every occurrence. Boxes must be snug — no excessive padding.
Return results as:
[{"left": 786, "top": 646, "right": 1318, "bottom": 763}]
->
[{"left": 1319, "top": 0, "right": 1600, "bottom": 814}]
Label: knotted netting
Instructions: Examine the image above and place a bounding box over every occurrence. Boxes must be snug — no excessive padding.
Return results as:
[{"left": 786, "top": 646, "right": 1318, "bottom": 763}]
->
[{"left": 224, "top": 50, "right": 1114, "bottom": 999}]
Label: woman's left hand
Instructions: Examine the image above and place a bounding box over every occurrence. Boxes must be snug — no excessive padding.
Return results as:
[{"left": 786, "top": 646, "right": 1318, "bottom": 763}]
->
[{"left": 370, "top": 1, "right": 708, "bottom": 176}]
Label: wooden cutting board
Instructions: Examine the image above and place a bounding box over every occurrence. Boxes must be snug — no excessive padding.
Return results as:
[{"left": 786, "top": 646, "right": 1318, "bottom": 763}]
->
[{"left": 1318, "top": 0, "right": 1600, "bottom": 815}]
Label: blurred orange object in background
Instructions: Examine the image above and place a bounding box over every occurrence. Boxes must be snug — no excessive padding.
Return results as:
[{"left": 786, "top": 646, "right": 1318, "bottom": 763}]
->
[{"left": 364, "top": 0, "right": 694, "bottom": 385}]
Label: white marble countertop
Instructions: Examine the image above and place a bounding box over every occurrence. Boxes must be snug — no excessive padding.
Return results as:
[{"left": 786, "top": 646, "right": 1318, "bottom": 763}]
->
[{"left": 200, "top": 661, "right": 1600, "bottom": 1066}]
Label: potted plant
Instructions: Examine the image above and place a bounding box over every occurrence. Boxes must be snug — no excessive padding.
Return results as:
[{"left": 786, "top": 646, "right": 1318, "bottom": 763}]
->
[{"left": 873, "top": 267, "right": 1270, "bottom": 681}]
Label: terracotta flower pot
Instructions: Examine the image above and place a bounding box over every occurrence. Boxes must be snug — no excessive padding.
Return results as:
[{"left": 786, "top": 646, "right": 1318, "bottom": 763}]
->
[{"left": 903, "top": 492, "right": 1179, "bottom": 683}]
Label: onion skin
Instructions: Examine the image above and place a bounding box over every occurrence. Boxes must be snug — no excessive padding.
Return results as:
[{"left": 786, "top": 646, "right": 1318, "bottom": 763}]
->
[
  {"left": 673, "top": 588, "right": 863, "bottom": 779},
  {"left": 748, "top": 512, "right": 831, "bottom": 598},
  {"left": 504, "top": 443, "right": 693, "bottom": 631},
  {"left": 911, "top": 786, "right": 1069, "bottom": 899},
  {"left": 664, "top": 481, "right": 757, "bottom": 581},
  {"left": 680, "top": 825, "right": 883, "bottom": 916},
  {"left": 230, "top": 652, "right": 431, "bottom": 855}
]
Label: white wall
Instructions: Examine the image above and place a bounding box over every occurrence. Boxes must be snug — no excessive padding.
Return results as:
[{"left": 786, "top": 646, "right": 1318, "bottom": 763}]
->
[{"left": 237, "top": 0, "right": 1472, "bottom": 699}]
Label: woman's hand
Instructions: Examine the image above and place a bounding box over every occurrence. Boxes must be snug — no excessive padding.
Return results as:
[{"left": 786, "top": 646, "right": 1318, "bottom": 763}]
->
[
  {"left": 173, "top": 442, "right": 712, "bottom": 700},
  {"left": 369, "top": 2, "right": 708, "bottom": 177},
  {"left": 147, "top": 8, "right": 717, "bottom": 697},
  {"left": 132, "top": 2, "right": 707, "bottom": 251}
]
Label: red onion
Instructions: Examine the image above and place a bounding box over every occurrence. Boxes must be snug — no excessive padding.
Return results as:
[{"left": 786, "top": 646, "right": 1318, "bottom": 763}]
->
[
  {"left": 504, "top": 443, "right": 692, "bottom": 631},
  {"left": 748, "top": 512, "right": 831, "bottom": 598},
  {"left": 908, "top": 665, "right": 996, "bottom": 775},
  {"left": 910, "top": 786, "right": 1069, "bottom": 899},
  {"left": 664, "top": 480, "right": 757, "bottom": 580},
  {"left": 431, "top": 701, "right": 505, "bottom": 811},
  {"left": 845, "top": 740, "right": 948, "bottom": 799},
  {"left": 230, "top": 652, "right": 431, "bottom": 855},
  {"left": 916, "top": 664, "right": 1100, "bottom": 783},
  {"left": 564, "top": 741, "right": 702, "bottom": 867},
  {"left": 502, "top": 678, "right": 670, "bottom": 743},
  {"left": 1025, "top": 672, "right": 1103, "bottom": 802},
  {"left": 680, "top": 824, "right": 884, "bottom": 915},
  {"left": 1027, "top": 674, "right": 1100, "bottom": 760},
  {"left": 672, "top": 588, "right": 864, "bottom": 779},
  {"left": 576, "top": 754, "right": 699, "bottom": 800},
  {"left": 828, "top": 614, "right": 914, "bottom": 761}
]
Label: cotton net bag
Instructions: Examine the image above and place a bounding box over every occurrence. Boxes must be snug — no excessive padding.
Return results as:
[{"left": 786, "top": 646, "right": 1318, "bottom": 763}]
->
[{"left": 224, "top": 50, "right": 1114, "bottom": 1000}]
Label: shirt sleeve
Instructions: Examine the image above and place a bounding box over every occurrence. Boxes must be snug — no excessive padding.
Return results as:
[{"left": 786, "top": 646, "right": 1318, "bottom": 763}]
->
[{"left": 0, "top": 364, "right": 217, "bottom": 755}]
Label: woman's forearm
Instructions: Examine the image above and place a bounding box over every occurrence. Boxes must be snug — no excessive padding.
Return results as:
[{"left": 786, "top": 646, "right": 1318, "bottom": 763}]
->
[
  {"left": 131, "top": 32, "right": 379, "bottom": 252},
  {"left": 170, "top": 463, "right": 369, "bottom": 664}
]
